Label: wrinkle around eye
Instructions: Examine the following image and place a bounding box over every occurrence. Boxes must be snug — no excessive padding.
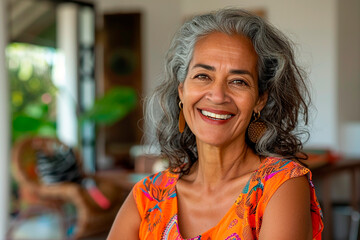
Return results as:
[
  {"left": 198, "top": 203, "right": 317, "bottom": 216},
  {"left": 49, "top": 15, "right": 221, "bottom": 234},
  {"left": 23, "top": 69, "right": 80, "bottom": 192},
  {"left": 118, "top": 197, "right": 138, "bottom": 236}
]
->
[
  {"left": 193, "top": 73, "right": 211, "bottom": 80},
  {"left": 230, "top": 79, "right": 249, "bottom": 87}
]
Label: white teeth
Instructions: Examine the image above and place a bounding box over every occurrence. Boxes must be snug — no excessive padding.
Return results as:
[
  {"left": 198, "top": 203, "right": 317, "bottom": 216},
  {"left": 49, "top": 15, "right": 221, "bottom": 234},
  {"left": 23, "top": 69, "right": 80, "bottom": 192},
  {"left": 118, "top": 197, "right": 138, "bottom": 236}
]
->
[{"left": 201, "top": 110, "right": 232, "bottom": 120}]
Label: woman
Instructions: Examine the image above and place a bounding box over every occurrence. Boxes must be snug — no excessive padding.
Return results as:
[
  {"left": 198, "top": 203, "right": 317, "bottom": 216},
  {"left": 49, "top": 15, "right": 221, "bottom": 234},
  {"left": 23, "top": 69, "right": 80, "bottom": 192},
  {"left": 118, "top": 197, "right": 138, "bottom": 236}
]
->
[{"left": 108, "top": 8, "right": 323, "bottom": 240}]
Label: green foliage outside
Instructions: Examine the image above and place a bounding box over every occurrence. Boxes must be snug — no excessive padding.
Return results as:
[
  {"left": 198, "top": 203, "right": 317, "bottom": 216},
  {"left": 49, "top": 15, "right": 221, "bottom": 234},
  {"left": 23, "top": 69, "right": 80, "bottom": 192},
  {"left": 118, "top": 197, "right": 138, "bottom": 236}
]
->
[
  {"left": 80, "top": 87, "right": 137, "bottom": 125},
  {"left": 7, "top": 43, "right": 57, "bottom": 142},
  {"left": 7, "top": 43, "right": 138, "bottom": 142}
]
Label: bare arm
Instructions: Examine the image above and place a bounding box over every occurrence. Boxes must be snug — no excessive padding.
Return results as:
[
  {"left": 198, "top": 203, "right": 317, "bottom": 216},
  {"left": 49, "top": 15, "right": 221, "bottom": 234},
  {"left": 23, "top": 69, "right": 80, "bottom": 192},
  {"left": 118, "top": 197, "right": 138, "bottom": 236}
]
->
[
  {"left": 107, "top": 190, "right": 141, "bottom": 240},
  {"left": 259, "top": 176, "right": 312, "bottom": 240}
]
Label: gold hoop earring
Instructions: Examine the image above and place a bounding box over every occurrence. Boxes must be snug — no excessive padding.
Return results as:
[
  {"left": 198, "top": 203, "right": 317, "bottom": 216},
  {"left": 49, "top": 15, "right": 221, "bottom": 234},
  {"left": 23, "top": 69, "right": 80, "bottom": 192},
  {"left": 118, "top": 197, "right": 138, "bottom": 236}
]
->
[
  {"left": 178, "top": 101, "right": 185, "bottom": 133},
  {"left": 247, "top": 111, "right": 267, "bottom": 143}
]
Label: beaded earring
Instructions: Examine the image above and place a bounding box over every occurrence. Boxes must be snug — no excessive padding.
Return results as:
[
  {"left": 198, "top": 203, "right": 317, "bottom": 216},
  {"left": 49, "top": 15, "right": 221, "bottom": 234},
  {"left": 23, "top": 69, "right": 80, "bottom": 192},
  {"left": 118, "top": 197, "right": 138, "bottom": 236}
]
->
[{"left": 247, "top": 111, "right": 267, "bottom": 143}]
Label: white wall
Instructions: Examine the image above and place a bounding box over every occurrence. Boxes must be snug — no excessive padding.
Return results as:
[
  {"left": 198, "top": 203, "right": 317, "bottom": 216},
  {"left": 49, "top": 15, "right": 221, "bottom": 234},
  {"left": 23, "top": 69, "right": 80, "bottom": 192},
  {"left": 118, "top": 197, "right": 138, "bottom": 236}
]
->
[
  {"left": 338, "top": 0, "right": 360, "bottom": 158},
  {"left": 181, "top": 0, "right": 339, "bottom": 150}
]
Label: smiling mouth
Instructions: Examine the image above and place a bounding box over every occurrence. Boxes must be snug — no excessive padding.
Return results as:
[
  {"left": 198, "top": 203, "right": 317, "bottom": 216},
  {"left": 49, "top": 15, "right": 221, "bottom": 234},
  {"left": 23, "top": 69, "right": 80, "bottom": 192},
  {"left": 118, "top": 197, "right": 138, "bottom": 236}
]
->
[{"left": 200, "top": 110, "right": 233, "bottom": 120}]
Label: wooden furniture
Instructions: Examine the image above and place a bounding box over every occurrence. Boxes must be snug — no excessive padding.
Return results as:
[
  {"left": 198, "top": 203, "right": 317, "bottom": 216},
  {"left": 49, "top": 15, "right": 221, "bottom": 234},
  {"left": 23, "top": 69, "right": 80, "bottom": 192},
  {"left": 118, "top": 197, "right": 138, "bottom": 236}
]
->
[
  {"left": 312, "top": 159, "right": 360, "bottom": 240},
  {"left": 100, "top": 13, "right": 143, "bottom": 168},
  {"left": 11, "top": 137, "right": 124, "bottom": 239}
]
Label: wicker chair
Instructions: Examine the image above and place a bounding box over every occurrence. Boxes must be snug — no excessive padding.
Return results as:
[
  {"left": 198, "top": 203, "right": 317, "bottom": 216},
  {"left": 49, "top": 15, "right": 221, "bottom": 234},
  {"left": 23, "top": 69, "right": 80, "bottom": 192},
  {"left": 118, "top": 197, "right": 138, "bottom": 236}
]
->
[{"left": 11, "top": 136, "right": 123, "bottom": 239}]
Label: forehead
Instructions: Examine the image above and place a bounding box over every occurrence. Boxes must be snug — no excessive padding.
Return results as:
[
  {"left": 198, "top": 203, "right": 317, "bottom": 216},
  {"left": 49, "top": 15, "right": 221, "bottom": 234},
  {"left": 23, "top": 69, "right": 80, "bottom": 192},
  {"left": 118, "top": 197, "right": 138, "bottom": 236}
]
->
[{"left": 190, "top": 31, "right": 258, "bottom": 68}]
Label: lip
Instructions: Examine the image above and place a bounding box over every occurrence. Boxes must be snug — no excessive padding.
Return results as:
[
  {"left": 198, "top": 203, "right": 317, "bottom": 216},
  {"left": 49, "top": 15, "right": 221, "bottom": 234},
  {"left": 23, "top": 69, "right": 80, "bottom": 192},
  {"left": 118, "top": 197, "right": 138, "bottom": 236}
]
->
[{"left": 197, "top": 108, "right": 235, "bottom": 125}]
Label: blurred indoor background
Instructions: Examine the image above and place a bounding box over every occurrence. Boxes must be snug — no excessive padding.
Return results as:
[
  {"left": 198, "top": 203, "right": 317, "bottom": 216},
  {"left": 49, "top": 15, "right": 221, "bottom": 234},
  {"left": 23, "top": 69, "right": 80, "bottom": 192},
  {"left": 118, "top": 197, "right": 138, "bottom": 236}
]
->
[{"left": 0, "top": 0, "right": 359, "bottom": 239}]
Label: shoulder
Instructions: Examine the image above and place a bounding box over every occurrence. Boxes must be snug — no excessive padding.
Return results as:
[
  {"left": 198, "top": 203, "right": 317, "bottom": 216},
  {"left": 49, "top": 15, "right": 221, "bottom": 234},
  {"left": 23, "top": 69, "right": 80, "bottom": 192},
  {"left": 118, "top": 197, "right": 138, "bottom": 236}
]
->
[
  {"left": 259, "top": 176, "right": 313, "bottom": 240},
  {"left": 243, "top": 157, "right": 323, "bottom": 238},
  {"left": 107, "top": 189, "right": 140, "bottom": 239},
  {"left": 259, "top": 157, "right": 309, "bottom": 176},
  {"left": 132, "top": 169, "right": 179, "bottom": 213},
  {"left": 133, "top": 169, "right": 179, "bottom": 198},
  {"left": 256, "top": 157, "right": 310, "bottom": 186},
  {"left": 247, "top": 157, "right": 311, "bottom": 207},
  {"left": 256, "top": 158, "right": 323, "bottom": 239}
]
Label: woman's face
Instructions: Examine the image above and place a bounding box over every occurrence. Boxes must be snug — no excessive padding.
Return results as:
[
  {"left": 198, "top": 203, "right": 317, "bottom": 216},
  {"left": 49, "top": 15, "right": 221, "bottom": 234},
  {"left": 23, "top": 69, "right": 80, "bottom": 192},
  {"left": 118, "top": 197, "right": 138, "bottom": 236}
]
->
[{"left": 178, "top": 32, "right": 267, "bottom": 147}]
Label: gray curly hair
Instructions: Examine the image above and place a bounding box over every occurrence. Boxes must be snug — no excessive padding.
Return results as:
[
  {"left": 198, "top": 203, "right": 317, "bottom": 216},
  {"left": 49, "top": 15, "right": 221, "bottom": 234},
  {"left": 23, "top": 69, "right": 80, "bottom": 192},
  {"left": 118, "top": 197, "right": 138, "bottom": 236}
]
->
[{"left": 145, "top": 8, "right": 310, "bottom": 174}]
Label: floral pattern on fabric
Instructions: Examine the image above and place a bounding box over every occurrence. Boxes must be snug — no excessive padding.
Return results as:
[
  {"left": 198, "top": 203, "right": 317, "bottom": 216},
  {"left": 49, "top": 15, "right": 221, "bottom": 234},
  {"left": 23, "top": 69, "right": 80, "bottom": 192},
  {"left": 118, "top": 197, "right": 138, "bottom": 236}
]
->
[
  {"left": 139, "top": 171, "right": 177, "bottom": 232},
  {"left": 133, "top": 157, "right": 323, "bottom": 240}
]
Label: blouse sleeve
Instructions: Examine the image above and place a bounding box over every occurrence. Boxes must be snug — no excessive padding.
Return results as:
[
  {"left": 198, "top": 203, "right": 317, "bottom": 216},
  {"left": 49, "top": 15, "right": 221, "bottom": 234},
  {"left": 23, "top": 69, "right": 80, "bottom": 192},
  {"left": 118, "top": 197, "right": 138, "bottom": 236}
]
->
[{"left": 257, "top": 159, "right": 323, "bottom": 239}]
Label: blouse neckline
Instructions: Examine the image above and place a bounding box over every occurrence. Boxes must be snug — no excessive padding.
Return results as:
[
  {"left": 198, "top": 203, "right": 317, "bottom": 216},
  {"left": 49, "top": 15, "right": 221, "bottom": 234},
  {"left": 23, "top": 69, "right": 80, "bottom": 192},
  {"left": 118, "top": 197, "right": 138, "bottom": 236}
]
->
[{"left": 172, "top": 157, "right": 269, "bottom": 239}]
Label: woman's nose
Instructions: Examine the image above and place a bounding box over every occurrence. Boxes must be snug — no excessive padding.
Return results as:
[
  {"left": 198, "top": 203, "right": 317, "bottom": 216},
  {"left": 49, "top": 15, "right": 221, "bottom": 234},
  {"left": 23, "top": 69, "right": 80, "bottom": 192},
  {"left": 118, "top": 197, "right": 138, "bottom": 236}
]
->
[{"left": 205, "top": 81, "right": 230, "bottom": 104}]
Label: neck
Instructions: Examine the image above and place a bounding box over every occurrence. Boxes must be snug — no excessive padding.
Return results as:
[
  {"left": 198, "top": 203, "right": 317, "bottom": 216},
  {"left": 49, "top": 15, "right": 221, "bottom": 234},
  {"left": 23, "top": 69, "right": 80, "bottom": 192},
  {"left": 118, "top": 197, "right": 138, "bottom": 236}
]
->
[{"left": 188, "top": 139, "right": 260, "bottom": 189}]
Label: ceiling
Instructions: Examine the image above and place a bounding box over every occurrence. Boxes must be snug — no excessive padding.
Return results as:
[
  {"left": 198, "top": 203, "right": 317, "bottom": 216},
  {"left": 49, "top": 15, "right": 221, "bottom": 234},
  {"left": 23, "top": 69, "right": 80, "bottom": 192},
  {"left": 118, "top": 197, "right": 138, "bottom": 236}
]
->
[
  {"left": 8, "top": 0, "right": 57, "bottom": 47},
  {"left": 7, "top": 0, "right": 94, "bottom": 48}
]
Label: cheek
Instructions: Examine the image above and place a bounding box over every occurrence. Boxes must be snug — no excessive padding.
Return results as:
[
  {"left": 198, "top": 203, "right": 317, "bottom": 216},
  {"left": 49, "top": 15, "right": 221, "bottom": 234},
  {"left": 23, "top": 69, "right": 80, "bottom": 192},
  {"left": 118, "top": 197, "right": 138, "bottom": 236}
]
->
[
  {"left": 234, "top": 93, "right": 258, "bottom": 117},
  {"left": 182, "top": 91, "right": 199, "bottom": 115},
  {"left": 181, "top": 87, "right": 204, "bottom": 120},
  {"left": 181, "top": 83, "right": 202, "bottom": 104},
  {"left": 235, "top": 90, "right": 256, "bottom": 103}
]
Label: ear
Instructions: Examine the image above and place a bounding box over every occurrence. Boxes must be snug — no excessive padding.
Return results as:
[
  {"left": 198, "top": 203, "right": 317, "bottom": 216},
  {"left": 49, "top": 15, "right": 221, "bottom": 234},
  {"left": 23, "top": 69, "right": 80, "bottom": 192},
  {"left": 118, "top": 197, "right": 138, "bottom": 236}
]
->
[
  {"left": 255, "top": 91, "right": 268, "bottom": 113},
  {"left": 178, "top": 82, "right": 184, "bottom": 102}
]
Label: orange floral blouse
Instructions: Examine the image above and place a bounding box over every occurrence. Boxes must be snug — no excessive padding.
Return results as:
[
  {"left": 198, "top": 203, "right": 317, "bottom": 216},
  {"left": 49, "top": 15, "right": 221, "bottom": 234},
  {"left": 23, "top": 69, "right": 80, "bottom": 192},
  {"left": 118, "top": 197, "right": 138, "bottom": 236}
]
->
[{"left": 133, "top": 157, "right": 323, "bottom": 240}]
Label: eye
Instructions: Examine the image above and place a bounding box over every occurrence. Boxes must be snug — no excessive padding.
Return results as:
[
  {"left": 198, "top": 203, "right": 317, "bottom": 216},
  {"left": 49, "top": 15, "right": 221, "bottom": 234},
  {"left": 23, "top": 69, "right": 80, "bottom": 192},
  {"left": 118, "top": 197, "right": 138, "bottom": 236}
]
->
[
  {"left": 194, "top": 74, "right": 210, "bottom": 80},
  {"left": 230, "top": 79, "right": 248, "bottom": 86}
]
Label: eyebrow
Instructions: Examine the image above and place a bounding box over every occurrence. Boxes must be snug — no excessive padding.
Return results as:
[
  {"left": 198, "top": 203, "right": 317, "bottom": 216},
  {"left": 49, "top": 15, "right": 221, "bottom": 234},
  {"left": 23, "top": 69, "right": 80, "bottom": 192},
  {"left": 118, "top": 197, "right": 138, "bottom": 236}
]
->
[{"left": 192, "top": 63, "right": 254, "bottom": 78}]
